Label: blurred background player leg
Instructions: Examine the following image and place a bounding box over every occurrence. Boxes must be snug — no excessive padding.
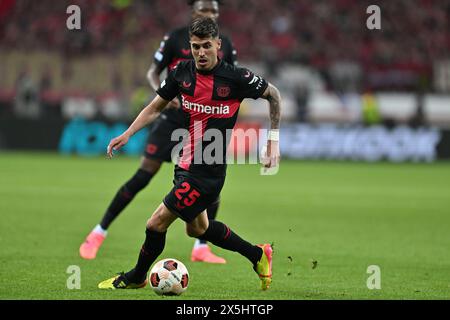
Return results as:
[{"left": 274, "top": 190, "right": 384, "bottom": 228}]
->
[
  {"left": 190, "top": 197, "right": 226, "bottom": 263},
  {"left": 79, "top": 157, "right": 160, "bottom": 259}
]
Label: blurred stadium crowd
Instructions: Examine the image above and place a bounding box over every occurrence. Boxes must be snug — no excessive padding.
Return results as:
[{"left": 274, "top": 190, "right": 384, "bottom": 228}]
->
[{"left": 0, "top": 0, "right": 449, "bottom": 123}]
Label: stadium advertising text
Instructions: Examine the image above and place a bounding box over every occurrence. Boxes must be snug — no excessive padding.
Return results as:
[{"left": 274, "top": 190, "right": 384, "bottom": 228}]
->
[
  {"left": 58, "top": 119, "right": 443, "bottom": 163},
  {"left": 281, "top": 124, "right": 441, "bottom": 162}
]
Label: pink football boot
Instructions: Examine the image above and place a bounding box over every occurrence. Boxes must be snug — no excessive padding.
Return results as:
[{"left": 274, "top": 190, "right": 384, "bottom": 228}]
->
[
  {"left": 79, "top": 231, "right": 106, "bottom": 260},
  {"left": 191, "top": 245, "right": 226, "bottom": 264}
]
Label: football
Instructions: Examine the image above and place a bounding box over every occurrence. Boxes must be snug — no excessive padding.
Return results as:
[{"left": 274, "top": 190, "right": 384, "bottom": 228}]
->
[{"left": 149, "top": 258, "right": 189, "bottom": 296}]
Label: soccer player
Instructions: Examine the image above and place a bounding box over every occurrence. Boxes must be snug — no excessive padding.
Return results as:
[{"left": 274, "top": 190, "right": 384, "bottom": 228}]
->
[
  {"left": 79, "top": 0, "right": 237, "bottom": 263},
  {"left": 98, "top": 17, "right": 281, "bottom": 291}
]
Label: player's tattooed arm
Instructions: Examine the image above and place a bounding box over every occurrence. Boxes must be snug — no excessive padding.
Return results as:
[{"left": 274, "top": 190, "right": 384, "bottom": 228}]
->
[
  {"left": 259, "top": 83, "right": 281, "bottom": 169},
  {"left": 107, "top": 95, "right": 169, "bottom": 158},
  {"left": 262, "top": 83, "right": 281, "bottom": 130}
]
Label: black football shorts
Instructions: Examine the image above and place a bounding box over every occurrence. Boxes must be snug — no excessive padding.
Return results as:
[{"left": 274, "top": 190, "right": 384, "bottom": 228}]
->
[{"left": 163, "top": 167, "right": 225, "bottom": 222}]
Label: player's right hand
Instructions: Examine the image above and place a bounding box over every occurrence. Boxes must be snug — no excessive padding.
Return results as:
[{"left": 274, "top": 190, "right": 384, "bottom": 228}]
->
[
  {"left": 260, "top": 140, "right": 280, "bottom": 175},
  {"left": 261, "top": 140, "right": 280, "bottom": 168},
  {"left": 107, "top": 133, "right": 129, "bottom": 158}
]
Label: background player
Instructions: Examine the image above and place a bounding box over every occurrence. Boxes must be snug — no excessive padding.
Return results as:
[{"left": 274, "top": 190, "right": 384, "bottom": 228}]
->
[
  {"left": 98, "top": 17, "right": 281, "bottom": 291},
  {"left": 80, "top": 0, "right": 237, "bottom": 263}
]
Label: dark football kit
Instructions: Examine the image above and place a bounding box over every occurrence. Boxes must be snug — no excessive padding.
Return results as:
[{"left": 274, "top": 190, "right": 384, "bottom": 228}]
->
[{"left": 156, "top": 59, "right": 268, "bottom": 222}]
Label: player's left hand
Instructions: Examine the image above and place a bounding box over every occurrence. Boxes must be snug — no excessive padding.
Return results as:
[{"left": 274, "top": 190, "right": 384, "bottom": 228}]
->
[{"left": 107, "top": 133, "right": 130, "bottom": 158}]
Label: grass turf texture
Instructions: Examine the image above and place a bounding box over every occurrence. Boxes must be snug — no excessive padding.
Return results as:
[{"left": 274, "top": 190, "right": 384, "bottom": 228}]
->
[{"left": 0, "top": 152, "right": 449, "bottom": 300}]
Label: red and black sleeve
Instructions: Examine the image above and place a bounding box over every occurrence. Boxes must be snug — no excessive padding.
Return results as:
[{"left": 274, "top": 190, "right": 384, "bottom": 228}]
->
[
  {"left": 237, "top": 68, "right": 269, "bottom": 101},
  {"left": 156, "top": 68, "right": 180, "bottom": 101}
]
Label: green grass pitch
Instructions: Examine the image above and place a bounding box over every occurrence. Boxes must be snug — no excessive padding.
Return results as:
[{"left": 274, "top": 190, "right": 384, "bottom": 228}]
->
[{"left": 1, "top": 152, "right": 449, "bottom": 300}]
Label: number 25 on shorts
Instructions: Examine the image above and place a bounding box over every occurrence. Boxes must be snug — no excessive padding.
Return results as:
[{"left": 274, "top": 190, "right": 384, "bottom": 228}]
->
[{"left": 174, "top": 182, "right": 201, "bottom": 207}]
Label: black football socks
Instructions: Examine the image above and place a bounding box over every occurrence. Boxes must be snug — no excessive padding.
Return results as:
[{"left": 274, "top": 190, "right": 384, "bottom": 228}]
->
[
  {"left": 197, "top": 198, "right": 220, "bottom": 245},
  {"left": 100, "top": 169, "right": 153, "bottom": 229},
  {"left": 126, "top": 228, "right": 166, "bottom": 283},
  {"left": 199, "top": 220, "right": 262, "bottom": 266}
]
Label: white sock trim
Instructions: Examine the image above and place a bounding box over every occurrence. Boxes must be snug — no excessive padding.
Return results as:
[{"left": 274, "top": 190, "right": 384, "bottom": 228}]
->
[
  {"left": 93, "top": 224, "right": 107, "bottom": 236},
  {"left": 194, "top": 239, "right": 208, "bottom": 249}
]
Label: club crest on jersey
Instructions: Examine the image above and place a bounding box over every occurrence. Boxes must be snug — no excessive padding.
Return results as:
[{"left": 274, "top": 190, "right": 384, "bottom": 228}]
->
[{"left": 216, "top": 86, "right": 230, "bottom": 98}]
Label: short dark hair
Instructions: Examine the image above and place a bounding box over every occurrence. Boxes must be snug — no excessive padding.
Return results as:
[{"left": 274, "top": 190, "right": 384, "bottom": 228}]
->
[
  {"left": 189, "top": 17, "right": 219, "bottom": 39},
  {"left": 187, "top": 0, "right": 223, "bottom": 5}
]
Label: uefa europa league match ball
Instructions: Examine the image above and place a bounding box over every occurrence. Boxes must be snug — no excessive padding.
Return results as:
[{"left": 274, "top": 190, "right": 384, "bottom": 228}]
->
[{"left": 149, "top": 258, "right": 189, "bottom": 296}]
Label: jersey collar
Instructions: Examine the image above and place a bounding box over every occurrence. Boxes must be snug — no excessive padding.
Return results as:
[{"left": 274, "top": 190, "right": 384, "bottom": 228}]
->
[{"left": 196, "top": 58, "right": 223, "bottom": 75}]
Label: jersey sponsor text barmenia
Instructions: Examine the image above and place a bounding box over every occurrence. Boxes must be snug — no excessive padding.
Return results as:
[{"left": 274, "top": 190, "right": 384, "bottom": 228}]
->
[{"left": 181, "top": 95, "right": 230, "bottom": 115}]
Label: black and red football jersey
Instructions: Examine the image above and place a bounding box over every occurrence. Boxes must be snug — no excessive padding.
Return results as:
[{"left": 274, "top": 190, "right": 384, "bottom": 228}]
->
[
  {"left": 153, "top": 26, "right": 237, "bottom": 74},
  {"left": 156, "top": 59, "right": 268, "bottom": 177}
]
